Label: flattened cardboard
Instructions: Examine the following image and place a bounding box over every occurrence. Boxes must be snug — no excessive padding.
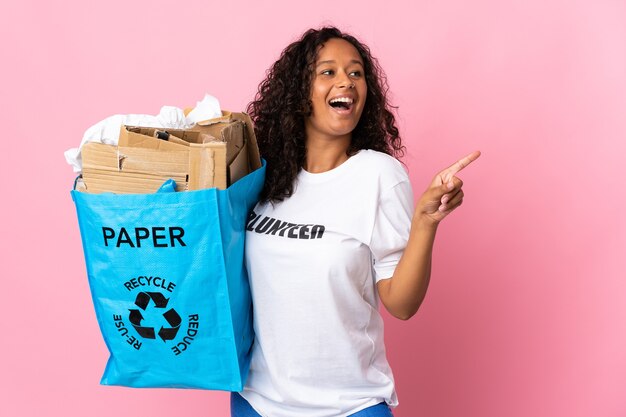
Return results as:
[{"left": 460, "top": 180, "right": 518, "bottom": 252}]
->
[
  {"left": 80, "top": 111, "right": 261, "bottom": 194},
  {"left": 196, "top": 112, "right": 261, "bottom": 171},
  {"left": 188, "top": 146, "right": 215, "bottom": 190},
  {"left": 82, "top": 143, "right": 191, "bottom": 193},
  {"left": 119, "top": 127, "right": 186, "bottom": 151},
  {"left": 228, "top": 112, "right": 261, "bottom": 171}
]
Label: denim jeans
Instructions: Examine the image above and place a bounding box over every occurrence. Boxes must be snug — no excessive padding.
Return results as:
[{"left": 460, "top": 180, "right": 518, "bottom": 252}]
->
[{"left": 230, "top": 392, "right": 394, "bottom": 417}]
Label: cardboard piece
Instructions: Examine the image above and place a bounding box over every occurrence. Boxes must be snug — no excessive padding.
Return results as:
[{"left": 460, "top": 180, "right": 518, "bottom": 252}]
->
[{"left": 80, "top": 111, "right": 261, "bottom": 194}]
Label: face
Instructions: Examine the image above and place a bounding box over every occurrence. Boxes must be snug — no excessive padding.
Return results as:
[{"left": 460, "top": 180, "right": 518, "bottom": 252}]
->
[{"left": 305, "top": 38, "right": 368, "bottom": 143}]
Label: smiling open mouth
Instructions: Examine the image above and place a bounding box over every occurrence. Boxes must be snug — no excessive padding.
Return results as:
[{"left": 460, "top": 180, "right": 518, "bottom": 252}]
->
[{"left": 329, "top": 97, "right": 354, "bottom": 110}]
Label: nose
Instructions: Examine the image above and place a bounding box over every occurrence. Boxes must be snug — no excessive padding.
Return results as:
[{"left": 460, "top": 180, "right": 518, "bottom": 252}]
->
[{"left": 336, "top": 71, "right": 355, "bottom": 89}]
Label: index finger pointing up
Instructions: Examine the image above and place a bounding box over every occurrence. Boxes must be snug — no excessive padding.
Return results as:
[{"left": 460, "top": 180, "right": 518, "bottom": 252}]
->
[{"left": 442, "top": 150, "right": 481, "bottom": 180}]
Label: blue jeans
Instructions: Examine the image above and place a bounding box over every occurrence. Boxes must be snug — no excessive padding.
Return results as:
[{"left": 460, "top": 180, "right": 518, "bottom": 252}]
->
[{"left": 230, "top": 392, "right": 394, "bottom": 417}]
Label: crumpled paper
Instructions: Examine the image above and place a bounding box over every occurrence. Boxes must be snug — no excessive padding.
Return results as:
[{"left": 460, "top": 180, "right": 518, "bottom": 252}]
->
[{"left": 64, "top": 94, "right": 222, "bottom": 173}]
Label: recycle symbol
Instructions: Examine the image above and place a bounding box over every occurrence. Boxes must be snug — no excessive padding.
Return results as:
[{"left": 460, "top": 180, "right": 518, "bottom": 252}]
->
[{"left": 129, "top": 292, "right": 181, "bottom": 341}]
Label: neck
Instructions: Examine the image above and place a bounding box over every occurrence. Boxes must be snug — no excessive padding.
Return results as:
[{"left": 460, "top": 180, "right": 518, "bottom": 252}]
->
[{"left": 304, "top": 133, "right": 352, "bottom": 173}]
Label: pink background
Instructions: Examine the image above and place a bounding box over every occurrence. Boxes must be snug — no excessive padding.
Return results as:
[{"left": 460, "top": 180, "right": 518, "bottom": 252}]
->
[{"left": 2, "top": 0, "right": 625, "bottom": 416}]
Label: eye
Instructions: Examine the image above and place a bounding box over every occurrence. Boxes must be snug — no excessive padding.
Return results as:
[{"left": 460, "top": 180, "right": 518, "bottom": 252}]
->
[
  {"left": 320, "top": 69, "right": 334, "bottom": 76},
  {"left": 349, "top": 70, "right": 362, "bottom": 77}
]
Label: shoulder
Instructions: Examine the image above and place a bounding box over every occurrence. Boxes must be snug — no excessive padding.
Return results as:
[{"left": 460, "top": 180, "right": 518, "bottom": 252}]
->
[
  {"left": 355, "top": 149, "right": 406, "bottom": 173},
  {"left": 352, "top": 149, "right": 409, "bottom": 187}
]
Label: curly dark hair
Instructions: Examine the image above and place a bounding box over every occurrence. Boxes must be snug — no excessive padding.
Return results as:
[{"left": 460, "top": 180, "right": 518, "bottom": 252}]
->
[{"left": 247, "top": 26, "right": 404, "bottom": 203}]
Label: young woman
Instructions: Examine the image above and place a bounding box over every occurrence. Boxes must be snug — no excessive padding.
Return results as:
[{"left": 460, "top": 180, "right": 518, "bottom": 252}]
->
[{"left": 232, "top": 27, "right": 480, "bottom": 417}]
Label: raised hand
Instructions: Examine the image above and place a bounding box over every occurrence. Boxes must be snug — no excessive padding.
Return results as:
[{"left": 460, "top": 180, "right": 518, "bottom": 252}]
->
[{"left": 415, "top": 151, "right": 481, "bottom": 226}]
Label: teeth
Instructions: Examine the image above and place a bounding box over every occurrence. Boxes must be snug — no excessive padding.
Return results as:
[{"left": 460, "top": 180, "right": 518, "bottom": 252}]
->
[{"left": 329, "top": 97, "right": 353, "bottom": 104}]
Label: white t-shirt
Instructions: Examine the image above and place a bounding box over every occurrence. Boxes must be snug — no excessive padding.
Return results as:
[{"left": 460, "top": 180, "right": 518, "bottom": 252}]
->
[{"left": 241, "top": 149, "right": 414, "bottom": 417}]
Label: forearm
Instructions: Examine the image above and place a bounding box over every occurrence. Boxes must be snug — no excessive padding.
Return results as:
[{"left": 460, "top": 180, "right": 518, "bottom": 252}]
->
[
  {"left": 377, "top": 150, "right": 479, "bottom": 320},
  {"left": 378, "top": 217, "right": 438, "bottom": 320}
]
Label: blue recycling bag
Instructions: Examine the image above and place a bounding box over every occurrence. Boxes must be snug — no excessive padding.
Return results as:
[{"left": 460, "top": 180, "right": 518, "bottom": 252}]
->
[{"left": 71, "top": 162, "right": 265, "bottom": 390}]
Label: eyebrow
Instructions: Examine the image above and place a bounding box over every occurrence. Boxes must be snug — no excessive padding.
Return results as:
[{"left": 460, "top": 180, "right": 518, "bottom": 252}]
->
[{"left": 316, "top": 59, "right": 364, "bottom": 67}]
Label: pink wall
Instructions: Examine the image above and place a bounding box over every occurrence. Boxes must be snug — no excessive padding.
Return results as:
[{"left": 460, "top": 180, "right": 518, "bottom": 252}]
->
[{"left": 2, "top": 0, "right": 624, "bottom": 416}]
